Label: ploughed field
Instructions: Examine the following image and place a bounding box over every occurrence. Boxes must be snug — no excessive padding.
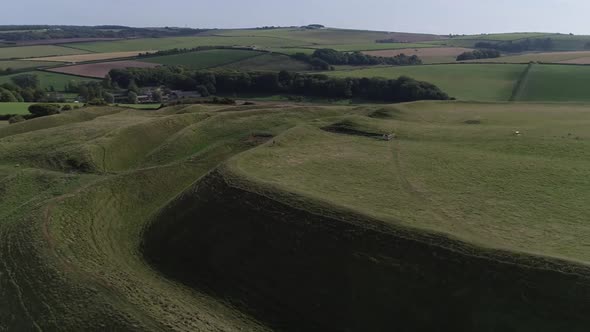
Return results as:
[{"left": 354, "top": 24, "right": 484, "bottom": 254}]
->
[{"left": 1, "top": 101, "right": 589, "bottom": 331}]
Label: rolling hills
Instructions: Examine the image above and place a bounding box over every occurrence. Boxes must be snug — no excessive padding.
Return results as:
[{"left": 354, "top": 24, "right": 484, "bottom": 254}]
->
[{"left": 1, "top": 101, "right": 590, "bottom": 330}]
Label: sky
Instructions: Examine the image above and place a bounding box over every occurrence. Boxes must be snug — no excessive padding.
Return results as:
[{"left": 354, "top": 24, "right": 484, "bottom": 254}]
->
[{"left": 4, "top": 0, "right": 590, "bottom": 35}]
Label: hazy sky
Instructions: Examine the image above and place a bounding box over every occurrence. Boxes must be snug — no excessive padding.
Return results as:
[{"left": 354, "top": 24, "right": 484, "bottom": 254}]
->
[{"left": 5, "top": 0, "right": 590, "bottom": 35}]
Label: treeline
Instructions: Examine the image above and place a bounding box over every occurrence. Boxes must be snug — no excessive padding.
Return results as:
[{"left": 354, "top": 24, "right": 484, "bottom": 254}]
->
[
  {"left": 0, "top": 25, "right": 207, "bottom": 42},
  {"left": 107, "top": 67, "right": 450, "bottom": 102},
  {"left": 456, "top": 49, "right": 501, "bottom": 61},
  {"left": 137, "top": 46, "right": 258, "bottom": 58},
  {"left": 475, "top": 38, "right": 554, "bottom": 53},
  {"left": 292, "top": 48, "right": 422, "bottom": 70}
]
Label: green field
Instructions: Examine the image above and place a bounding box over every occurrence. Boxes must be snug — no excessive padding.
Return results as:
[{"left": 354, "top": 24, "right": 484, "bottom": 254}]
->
[
  {"left": 0, "top": 70, "right": 98, "bottom": 91},
  {"left": 465, "top": 51, "right": 590, "bottom": 64},
  {"left": 218, "top": 52, "right": 310, "bottom": 71},
  {"left": 325, "top": 64, "right": 526, "bottom": 101},
  {"left": 309, "top": 43, "right": 438, "bottom": 52},
  {"left": 514, "top": 64, "right": 590, "bottom": 102},
  {"left": 0, "top": 45, "right": 88, "bottom": 59},
  {"left": 143, "top": 49, "right": 264, "bottom": 69},
  {"left": 0, "top": 60, "right": 54, "bottom": 70}
]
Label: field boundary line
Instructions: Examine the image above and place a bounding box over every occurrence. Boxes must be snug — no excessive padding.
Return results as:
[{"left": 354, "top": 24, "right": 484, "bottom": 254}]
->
[{"left": 509, "top": 62, "right": 533, "bottom": 101}]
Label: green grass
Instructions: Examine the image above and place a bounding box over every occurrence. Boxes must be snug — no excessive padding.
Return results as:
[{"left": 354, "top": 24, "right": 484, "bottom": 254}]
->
[
  {"left": 0, "top": 102, "right": 80, "bottom": 115},
  {"left": 325, "top": 64, "right": 526, "bottom": 101},
  {"left": 70, "top": 36, "right": 308, "bottom": 53},
  {"left": 234, "top": 101, "right": 590, "bottom": 263},
  {"left": 514, "top": 64, "right": 590, "bottom": 102},
  {"left": 143, "top": 49, "right": 264, "bottom": 69},
  {"left": 0, "top": 70, "right": 98, "bottom": 91},
  {"left": 217, "top": 53, "right": 310, "bottom": 71},
  {"left": 1, "top": 101, "right": 590, "bottom": 330},
  {"left": 0, "top": 60, "right": 54, "bottom": 70},
  {"left": 464, "top": 51, "right": 590, "bottom": 64},
  {"left": 0, "top": 45, "right": 88, "bottom": 60}
]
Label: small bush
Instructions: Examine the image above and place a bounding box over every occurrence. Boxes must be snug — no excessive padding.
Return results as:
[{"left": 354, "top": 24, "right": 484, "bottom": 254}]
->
[
  {"left": 28, "top": 103, "right": 61, "bottom": 117},
  {"left": 8, "top": 115, "right": 25, "bottom": 124},
  {"left": 61, "top": 105, "right": 73, "bottom": 111},
  {"left": 87, "top": 98, "right": 107, "bottom": 106}
]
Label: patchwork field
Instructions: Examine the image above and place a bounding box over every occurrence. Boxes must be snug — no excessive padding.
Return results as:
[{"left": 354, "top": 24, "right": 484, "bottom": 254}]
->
[
  {"left": 0, "top": 70, "right": 98, "bottom": 91},
  {"left": 47, "top": 60, "right": 160, "bottom": 78},
  {"left": 1, "top": 102, "right": 589, "bottom": 331},
  {"left": 69, "top": 36, "right": 309, "bottom": 53},
  {"left": 143, "top": 49, "right": 264, "bottom": 69},
  {"left": 0, "top": 45, "right": 88, "bottom": 59},
  {"left": 325, "top": 64, "right": 526, "bottom": 101},
  {"left": 24, "top": 51, "right": 155, "bottom": 63}
]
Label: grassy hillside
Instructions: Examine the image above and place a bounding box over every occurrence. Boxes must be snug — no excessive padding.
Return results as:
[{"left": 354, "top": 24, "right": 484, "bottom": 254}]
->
[
  {"left": 1, "top": 102, "right": 589, "bottom": 331},
  {"left": 143, "top": 49, "right": 264, "bottom": 69},
  {"left": 514, "top": 64, "right": 590, "bottom": 101},
  {"left": 325, "top": 64, "right": 526, "bottom": 101}
]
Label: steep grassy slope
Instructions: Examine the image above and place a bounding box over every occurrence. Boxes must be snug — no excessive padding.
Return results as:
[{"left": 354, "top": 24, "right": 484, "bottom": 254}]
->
[{"left": 142, "top": 102, "right": 590, "bottom": 331}]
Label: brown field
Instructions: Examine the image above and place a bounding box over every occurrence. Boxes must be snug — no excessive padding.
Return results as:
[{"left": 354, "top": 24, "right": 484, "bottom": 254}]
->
[
  {"left": 47, "top": 60, "right": 159, "bottom": 78},
  {"left": 24, "top": 51, "right": 155, "bottom": 63},
  {"left": 559, "top": 57, "right": 590, "bottom": 64},
  {"left": 364, "top": 47, "right": 473, "bottom": 58}
]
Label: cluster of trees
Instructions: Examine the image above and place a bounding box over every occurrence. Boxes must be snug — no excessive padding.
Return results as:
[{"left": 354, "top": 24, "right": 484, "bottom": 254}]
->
[
  {"left": 303, "top": 24, "right": 325, "bottom": 29},
  {"left": 5, "top": 103, "right": 77, "bottom": 124},
  {"left": 456, "top": 49, "right": 501, "bottom": 61},
  {"left": 475, "top": 38, "right": 554, "bottom": 53},
  {"left": 107, "top": 67, "right": 450, "bottom": 102},
  {"left": 375, "top": 38, "right": 400, "bottom": 43},
  {"left": 0, "top": 25, "right": 207, "bottom": 42},
  {"left": 0, "top": 74, "right": 46, "bottom": 102},
  {"left": 292, "top": 49, "right": 422, "bottom": 70},
  {"left": 137, "top": 46, "right": 256, "bottom": 58}
]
